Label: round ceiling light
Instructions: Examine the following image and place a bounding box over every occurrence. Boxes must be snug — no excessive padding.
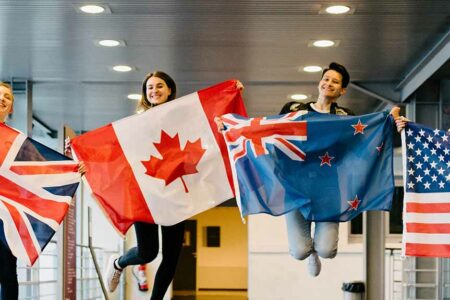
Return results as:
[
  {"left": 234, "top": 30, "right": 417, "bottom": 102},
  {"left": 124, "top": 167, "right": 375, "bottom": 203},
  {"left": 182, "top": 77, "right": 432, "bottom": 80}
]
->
[
  {"left": 313, "top": 40, "right": 335, "bottom": 47},
  {"left": 99, "top": 40, "right": 121, "bottom": 47},
  {"left": 303, "top": 66, "right": 323, "bottom": 73},
  {"left": 113, "top": 65, "right": 133, "bottom": 72},
  {"left": 80, "top": 5, "right": 105, "bottom": 14},
  {"left": 127, "top": 94, "right": 141, "bottom": 100},
  {"left": 325, "top": 5, "right": 351, "bottom": 14},
  {"left": 290, "top": 94, "right": 308, "bottom": 101}
]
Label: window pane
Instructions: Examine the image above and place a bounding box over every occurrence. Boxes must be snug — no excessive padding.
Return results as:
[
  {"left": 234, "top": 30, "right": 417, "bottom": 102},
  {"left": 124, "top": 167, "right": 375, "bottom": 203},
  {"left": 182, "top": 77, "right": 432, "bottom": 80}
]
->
[
  {"left": 389, "top": 187, "right": 404, "bottom": 234},
  {"left": 350, "top": 213, "right": 363, "bottom": 234}
]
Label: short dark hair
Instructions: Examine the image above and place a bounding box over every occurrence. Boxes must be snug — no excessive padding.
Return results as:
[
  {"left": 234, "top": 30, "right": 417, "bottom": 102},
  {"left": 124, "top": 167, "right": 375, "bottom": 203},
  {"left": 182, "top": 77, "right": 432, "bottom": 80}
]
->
[
  {"left": 138, "top": 70, "right": 177, "bottom": 111},
  {"left": 321, "top": 62, "right": 350, "bottom": 88}
]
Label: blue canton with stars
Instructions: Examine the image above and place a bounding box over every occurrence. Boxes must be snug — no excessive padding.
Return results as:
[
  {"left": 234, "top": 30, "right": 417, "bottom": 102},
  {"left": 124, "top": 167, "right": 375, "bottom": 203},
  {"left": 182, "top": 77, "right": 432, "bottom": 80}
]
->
[{"left": 405, "top": 123, "right": 450, "bottom": 193}]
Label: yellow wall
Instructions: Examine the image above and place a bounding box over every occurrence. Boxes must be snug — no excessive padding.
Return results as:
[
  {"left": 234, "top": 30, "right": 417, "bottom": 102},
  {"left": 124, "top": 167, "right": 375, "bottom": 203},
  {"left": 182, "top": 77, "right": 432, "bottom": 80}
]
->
[{"left": 194, "top": 206, "right": 248, "bottom": 290}]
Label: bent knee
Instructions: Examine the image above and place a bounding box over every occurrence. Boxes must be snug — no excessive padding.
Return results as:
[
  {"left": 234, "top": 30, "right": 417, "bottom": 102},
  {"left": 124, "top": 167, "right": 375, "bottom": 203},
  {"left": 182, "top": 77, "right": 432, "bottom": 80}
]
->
[
  {"left": 315, "top": 246, "right": 337, "bottom": 259},
  {"left": 136, "top": 249, "right": 158, "bottom": 263},
  {"left": 289, "top": 247, "right": 312, "bottom": 260}
]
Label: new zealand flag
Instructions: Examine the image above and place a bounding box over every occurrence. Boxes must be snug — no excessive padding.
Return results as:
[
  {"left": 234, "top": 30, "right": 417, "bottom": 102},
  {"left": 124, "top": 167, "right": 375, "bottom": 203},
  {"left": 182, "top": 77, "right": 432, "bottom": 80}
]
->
[
  {"left": 222, "top": 110, "right": 394, "bottom": 222},
  {"left": 0, "top": 123, "right": 80, "bottom": 265}
]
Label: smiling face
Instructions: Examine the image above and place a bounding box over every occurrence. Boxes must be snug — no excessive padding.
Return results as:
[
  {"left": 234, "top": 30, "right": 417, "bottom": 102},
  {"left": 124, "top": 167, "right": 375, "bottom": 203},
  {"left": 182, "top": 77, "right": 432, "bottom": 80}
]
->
[
  {"left": 318, "top": 69, "right": 346, "bottom": 101},
  {"left": 146, "top": 76, "right": 172, "bottom": 106},
  {"left": 0, "top": 84, "right": 13, "bottom": 122}
]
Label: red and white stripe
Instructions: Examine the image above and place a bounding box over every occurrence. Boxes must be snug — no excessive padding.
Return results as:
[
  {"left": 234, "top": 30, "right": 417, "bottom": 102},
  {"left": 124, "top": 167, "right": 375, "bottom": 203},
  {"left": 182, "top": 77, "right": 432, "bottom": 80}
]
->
[{"left": 401, "top": 132, "right": 450, "bottom": 257}]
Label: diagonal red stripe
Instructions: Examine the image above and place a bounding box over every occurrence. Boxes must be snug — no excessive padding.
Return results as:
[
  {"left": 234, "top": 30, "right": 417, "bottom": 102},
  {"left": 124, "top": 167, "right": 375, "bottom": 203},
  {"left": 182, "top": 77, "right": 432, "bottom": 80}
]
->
[
  {"left": 407, "top": 202, "right": 450, "bottom": 213},
  {"left": 405, "top": 243, "right": 450, "bottom": 258},
  {"left": 10, "top": 164, "right": 78, "bottom": 175},
  {"left": 407, "top": 222, "right": 450, "bottom": 233},
  {"left": 0, "top": 175, "right": 69, "bottom": 222},
  {"left": 274, "top": 137, "right": 306, "bottom": 160},
  {"left": 221, "top": 116, "right": 239, "bottom": 126},
  {"left": 2, "top": 200, "right": 39, "bottom": 264}
]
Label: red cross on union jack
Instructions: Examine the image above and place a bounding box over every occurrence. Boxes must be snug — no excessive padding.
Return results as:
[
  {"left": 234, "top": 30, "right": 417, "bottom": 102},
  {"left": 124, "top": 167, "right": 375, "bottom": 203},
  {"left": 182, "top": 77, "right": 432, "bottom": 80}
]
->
[{"left": 221, "top": 112, "right": 308, "bottom": 162}]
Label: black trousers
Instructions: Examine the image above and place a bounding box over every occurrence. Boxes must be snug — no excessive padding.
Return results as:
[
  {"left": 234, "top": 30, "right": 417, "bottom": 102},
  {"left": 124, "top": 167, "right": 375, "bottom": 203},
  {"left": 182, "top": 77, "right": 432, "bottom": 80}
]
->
[
  {"left": 0, "top": 242, "right": 18, "bottom": 300},
  {"left": 117, "top": 221, "right": 185, "bottom": 300}
]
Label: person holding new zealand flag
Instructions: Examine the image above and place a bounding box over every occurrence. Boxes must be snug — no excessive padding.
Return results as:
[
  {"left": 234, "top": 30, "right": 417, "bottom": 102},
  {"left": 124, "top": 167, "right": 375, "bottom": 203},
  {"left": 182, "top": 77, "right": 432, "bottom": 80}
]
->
[{"left": 279, "top": 62, "right": 354, "bottom": 277}]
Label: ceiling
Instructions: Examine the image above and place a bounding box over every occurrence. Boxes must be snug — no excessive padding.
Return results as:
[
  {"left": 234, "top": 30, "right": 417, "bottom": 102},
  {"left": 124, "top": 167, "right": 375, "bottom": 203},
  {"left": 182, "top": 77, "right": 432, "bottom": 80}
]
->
[{"left": 1, "top": 0, "right": 449, "bottom": 133}]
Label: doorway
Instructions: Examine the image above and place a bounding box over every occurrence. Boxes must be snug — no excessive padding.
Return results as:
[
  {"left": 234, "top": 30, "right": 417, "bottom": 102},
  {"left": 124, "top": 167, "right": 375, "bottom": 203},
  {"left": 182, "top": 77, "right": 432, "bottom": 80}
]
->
[{"left": 173, "top": 219, "right": 197, "bottom": 293}]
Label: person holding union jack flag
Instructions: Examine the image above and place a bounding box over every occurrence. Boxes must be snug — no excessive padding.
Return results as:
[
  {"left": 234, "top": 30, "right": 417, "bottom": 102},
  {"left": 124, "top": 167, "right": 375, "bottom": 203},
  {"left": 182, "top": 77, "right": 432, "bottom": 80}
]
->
[
  {"left": 280, "top": 62, "right": 354, "bottom": 277},
  {"left": 0, "top": 82, "right": 84, "bottom": 300},
  {"left": 0, "top": 82, "right": 19, "bottom": 300}
]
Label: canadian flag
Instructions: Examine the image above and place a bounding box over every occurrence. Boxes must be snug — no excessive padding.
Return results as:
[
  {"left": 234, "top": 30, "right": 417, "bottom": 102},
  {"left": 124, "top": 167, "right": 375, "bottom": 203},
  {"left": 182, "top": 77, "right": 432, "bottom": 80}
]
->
[{"left": 71, "top": 80, "right": 246, "bottom": 235}]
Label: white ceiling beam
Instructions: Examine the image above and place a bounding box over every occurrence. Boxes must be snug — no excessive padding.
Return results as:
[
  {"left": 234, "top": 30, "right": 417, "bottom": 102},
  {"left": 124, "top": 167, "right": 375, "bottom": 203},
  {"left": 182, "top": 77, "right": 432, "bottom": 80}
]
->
[
  {"left": 396, "top": 30, "right": 450, "bottom": 102},
  {"left": 348, "top": 82, "right": 398, "bottom": 105}
]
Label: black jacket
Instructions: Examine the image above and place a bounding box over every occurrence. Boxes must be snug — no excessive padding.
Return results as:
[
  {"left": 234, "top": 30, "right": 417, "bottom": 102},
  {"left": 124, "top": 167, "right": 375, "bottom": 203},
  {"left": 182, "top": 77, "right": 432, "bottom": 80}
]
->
[{"left": 280, "top": 101, "right": 354, "bottom": 116}]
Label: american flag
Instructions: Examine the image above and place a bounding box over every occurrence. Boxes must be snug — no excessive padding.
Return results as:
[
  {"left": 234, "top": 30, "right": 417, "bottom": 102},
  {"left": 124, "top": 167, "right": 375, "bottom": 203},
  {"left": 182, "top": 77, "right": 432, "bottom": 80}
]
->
[
  {"left": 402, "top": 122, "right": 450, "bottom": 257},
  {"left": 0, "top": 123, "right": 80, "bottom": 265}
]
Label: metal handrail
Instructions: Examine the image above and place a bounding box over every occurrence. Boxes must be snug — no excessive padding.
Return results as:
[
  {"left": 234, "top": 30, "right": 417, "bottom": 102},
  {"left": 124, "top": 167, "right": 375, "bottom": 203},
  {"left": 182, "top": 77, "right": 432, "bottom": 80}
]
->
[{"left": 18, "top": 280, "right": 57, "bottom": 285}]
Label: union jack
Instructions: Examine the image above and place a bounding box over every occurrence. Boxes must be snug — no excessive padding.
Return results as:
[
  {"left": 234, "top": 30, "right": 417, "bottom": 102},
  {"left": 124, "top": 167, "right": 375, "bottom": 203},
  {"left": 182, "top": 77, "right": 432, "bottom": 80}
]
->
[
  {"left": 221, "top": 111, "right": 308, "bottom": 162},
  {"left": 0, "top": 123, "right": 80, "bottom": 265}
]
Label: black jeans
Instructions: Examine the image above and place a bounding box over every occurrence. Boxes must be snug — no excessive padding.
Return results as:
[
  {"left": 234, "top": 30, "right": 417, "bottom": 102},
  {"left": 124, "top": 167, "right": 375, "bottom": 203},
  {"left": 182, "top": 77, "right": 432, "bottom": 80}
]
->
[
  {"left": 117, "top": 221, "right": 185, "bottom": 300},
  {"left": 0, "top": 242, "right": 18, "bottom": 300}
]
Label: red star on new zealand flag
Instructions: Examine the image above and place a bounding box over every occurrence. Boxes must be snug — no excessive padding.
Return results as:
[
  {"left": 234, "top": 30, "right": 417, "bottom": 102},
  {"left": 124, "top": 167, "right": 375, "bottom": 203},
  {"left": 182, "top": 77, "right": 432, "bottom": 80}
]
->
[
  {"left": 319, "top": 152, "right": 334, "bottom": 167},
  {"left": 352, "top": 119, "right": 367, "bottom": 135},
  {"left": 376, "top": 142, "right": 384, "bottom": 155},
  {"left": 348, "top": 195, "right": 361, "bottom": 210}
]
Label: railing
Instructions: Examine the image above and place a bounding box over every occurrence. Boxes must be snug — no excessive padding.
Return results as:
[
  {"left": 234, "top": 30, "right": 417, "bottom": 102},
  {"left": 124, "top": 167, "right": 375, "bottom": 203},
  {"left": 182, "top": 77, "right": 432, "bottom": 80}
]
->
[
  {"left": 18, "top": 241, "right": 58, "bottom": 300},
  {"left": 18, "top": 241, "right": 120, "bottom": 300},
  {"left": 386, "top": 248, "right": 450, "bottom": 300}
]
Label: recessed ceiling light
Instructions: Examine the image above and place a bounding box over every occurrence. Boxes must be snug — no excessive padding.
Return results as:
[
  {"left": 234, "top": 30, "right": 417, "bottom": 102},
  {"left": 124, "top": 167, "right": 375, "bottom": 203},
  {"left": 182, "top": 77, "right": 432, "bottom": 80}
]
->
[
  {"left": 80, "top": 5, "right": 105, "bottom": 14},
  {"left": 303, "top": 66, "right": 323, "bottom": 73},
  {"left": 290, "top": 94, "right": 308, "bottom": 101},
  {"left": 325, "top": 5, "right": 351, "bottom": 14},
  {"left": 113, "top": 65, "right": 133, "bottom": 72},
  {"left": 98, "top": 40, "right": 121, "bottom": 47},
  {"left": 312, "top": 40, "right": 335, "bottom": 47},
  {"left": 127, "top": 94, "right": 141, "bottom": 100}
]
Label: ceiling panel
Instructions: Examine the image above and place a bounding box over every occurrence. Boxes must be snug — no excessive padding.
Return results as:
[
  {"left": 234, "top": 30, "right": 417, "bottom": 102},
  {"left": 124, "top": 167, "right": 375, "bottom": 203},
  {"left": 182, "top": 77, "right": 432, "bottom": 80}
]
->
[{"left": 0, "top": 0, "right": 448, "bottom": 132}]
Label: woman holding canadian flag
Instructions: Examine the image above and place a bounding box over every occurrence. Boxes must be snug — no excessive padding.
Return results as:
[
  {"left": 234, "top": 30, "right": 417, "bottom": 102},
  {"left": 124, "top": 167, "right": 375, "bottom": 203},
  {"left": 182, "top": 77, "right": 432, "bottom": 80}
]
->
[
  {"left": 103, "top": 70, "right": 243, "bottom": 299},
  {"left": 103, "top": 71, "right": 186, "bottom": 299}
]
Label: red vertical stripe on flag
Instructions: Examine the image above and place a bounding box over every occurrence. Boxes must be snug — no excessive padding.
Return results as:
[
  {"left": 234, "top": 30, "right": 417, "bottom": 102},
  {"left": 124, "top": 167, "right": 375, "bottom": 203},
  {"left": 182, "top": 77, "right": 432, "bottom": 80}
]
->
[
  {"left": 0, "top": 123, "right": 19, "bottom": 165},
  {"left": 197, "top": 80, "right": 247, "bottom": 192},
  {"left": 406, "top": 243, "right": 450, "bottom": 257},
  {"left": 2, "top": 201, "right": 39, "bottom": 264},
  {"left": 72, "top": 124, "right": 154, "bottom": 234}
]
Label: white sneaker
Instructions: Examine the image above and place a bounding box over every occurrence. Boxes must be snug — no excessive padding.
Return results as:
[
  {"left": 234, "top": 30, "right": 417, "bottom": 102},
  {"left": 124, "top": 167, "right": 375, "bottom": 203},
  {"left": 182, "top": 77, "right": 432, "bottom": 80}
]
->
[
  {"left": 307, "top": 252, "right": 321, "bottom": 277},
  {"left": 105, "top": 255, "right": 123, "bottom": 292}
]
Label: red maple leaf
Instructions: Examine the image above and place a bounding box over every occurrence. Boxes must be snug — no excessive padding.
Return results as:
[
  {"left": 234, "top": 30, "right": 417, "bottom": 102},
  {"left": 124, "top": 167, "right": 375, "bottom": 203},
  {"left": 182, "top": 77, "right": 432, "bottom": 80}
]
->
[{"left": 141, "top": 130, "right": 206, "bottom": 193}]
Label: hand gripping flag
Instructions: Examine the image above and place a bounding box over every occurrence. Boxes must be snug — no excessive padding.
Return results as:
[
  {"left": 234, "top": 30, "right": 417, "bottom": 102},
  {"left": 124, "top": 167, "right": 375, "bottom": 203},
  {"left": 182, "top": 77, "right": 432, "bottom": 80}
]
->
[
  {"left": 222, "top": 110, "right": 395, "bottom": 221},
  {"left": 401, "top": 123, "right": 450, "bottom": 257},
  {"left": 71, "top": 80, "right": 247, "bottom": 235},
  {"left": 0, "top": 123, "right": 80, "bottom": 265}
]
